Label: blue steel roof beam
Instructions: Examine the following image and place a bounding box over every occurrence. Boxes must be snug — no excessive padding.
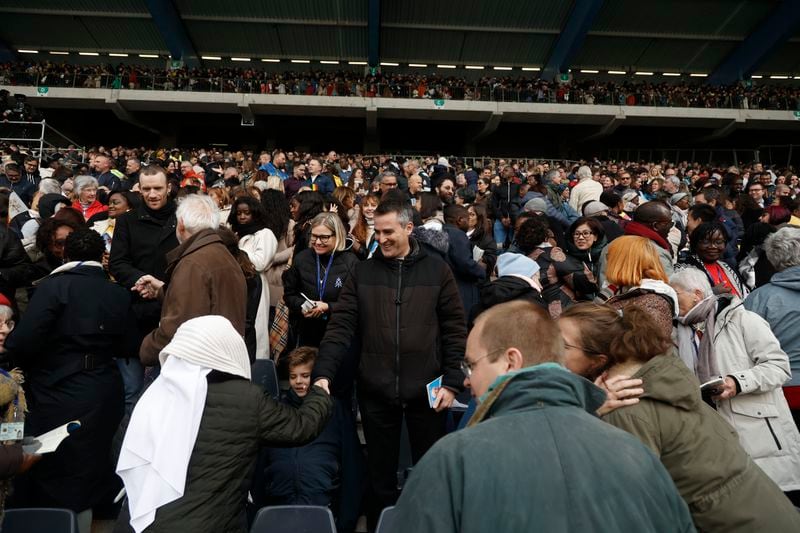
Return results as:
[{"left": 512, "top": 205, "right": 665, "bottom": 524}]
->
[
  {"left": 145, "top": 0, "right": 199, "bottom": 66},
  {"left": 709, "top": 0, "right": 800, "bottom": 84},
  {"left": 368, "top": 0, "right": 380, "bottom": 68},
  {"left": 542, "top": 0, "right": 605, "bottom": 81}
]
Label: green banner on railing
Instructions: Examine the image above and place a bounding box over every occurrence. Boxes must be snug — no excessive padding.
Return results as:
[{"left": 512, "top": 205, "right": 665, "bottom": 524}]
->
[{"left": 36, "top": 86, "right": 49, "bottom": 96}]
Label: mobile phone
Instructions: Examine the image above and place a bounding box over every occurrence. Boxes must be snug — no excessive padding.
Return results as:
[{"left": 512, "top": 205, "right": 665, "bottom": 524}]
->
[
  {"left": 301, "top": 300, "right": 316, "bottom": 313},
  {"left": 700, "top": 377, "right": 725, "bottom": 395}
]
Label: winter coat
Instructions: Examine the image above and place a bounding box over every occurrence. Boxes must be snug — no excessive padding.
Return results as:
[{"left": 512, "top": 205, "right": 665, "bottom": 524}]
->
[
  {"left": 712, "top": 299, "right": 800, "bottom": 490},
  {"left": 305, "top": 174, "right": 335, "bottom": 196},
  {"left": 316, "top": 237, "right": 466, "bottom": 403},
  {"left": 6, "top": 265, "right": 131, "bottom": 512},
  {"left": 141, "top": 374, "right": 332, "bottom": 533},
  {"left": 470, "top": 275, "right": 547, "bottom": 326},
  {"left": 490, "top": 180, "right": 519, "bottom": 219},
  {"left": 388, "top": 365, "right": 695, "bottom": 533},
  {"left": 72, "top": 200, "right": 108, "bottom": 222},
  {"left": 604, "top": 355, "right": 800, "bottom": 532},
  {"left": 569, "top": 178, "right": 603, "bottom": 212},
  {"left": 443, "top": 224, "right": 486, "bottom": 316},
  {"left": 565, "top": 238, "right": 606, "bottom": 299},
  {"left": 282, "top": 248, "right": 359, "bottom": 349},
  {"left": 263, "top": 388, "right": 341, "bottom": 506},
  {"left": 238, "top": 228, "right": 278, "bottom": 359},
  {"left": 528, "top": 245, "right": 591, "bottom": 317},
  {"left": 266, "top": 221, "right": 295, "bottom": 307},
  {"left": 745, "top": 265, "right": 800, "bottom": 386},
  {"left": 139, "top": 228, "right": 247, "bottom": 365},
  {"left": 0, "top": 225, "right": 36, "bottom": 309}
]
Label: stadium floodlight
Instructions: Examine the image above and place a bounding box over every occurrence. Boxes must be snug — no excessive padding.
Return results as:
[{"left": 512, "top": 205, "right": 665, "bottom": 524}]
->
[
  {"left": 770, "top": 75, "right": 789, "bottom": 79},
  {"left": 49, "top": 51, "right": 69, "bottom": 55},
  {"left": 579, "top": 69, "right": 599, "bottom": 74},
  {"left": 689, "top": 73, "right": 707, "bottom": 78},
  {"left": 634, "top": 71, "right": 654, "bottom": 76},
  {"left": 662, "top": 72, "right": 681, "bottom": 77},
  {"left": 521, "top": 67, "right": 541, "bottom": 72},
  {"left": 231, "top": 57, "right": 251, "bottom": 62},
  {"left": 320, "top": 60, "right": 339, "bottom": 65},
  {"left": 349, "top": 61, "right": 367, "bottom": 65},
  {"left": 380, "top": 62, "right": 399, "bottom": 66},
  {"left": 261, "top": 58, "right": 280, "bottom": 63},
  {"left": 608, "top": 70, "right": 626, "bottom": 75},
  {"left": 139, "top": 54, "right": 159, "bottom": 58},
  {"left": 18, "top": 49, "right": 38, "bottom": 54},
  {"left": 437, "top": 64, "right": 457, "bottom": 69},
  {"left": 291, "top": 59, "right": 311, "bottom": 64},
  {"left": 493, "top": 66, "right": 513, "bottom": 71},
  {"left": 109, "top": 53, "right": 129, "bottom": 57},
  {"left": 465, "top": 65, "right": 484, "bottom": 70},
  {"left": 408, "top": 63, "right": 428, "bottom": 68},
  {"left": 79, "top": 52, "right": 100, "bottom": 56},
  {"left": 202, "top": 56, "right": 222, "bottom": 60}
]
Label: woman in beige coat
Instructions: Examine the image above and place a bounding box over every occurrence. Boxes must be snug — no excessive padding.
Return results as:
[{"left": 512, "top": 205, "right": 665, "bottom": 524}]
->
[{"left": 671, "top": 267, "right": 800, "bottom": 501}]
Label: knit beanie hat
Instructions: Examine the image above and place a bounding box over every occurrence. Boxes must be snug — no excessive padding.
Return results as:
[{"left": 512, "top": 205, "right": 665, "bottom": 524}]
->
[
  {"left": 497, "top": 253, "right": 540, "bottom": 279},
  {"left": 524, "top": 198, "right": 549, "bottom": 214}
]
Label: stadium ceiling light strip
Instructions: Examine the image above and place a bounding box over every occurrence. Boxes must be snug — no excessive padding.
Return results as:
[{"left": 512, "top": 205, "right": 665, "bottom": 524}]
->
[
  {"left": 751, "top": 75, "right": 763, "bottom": 79},
  {"left": 465, "top": 65, "right": 484, "bottom": 70},
  {"left": 437, "top": 64, "right": 457, "bottom": 69},
  {"left": 291, "top": 59, "right": 311, "bottom": 64},
  {"left": 380, "top": 62, "right": 399, "bottom": 66},
  {"left": 79, "top": 52, "right": 100, "bottom": 56},
  {"left": 770, "top": 75, "right": 789, "bottom": 79},
  {"left": 261, "top": 58, "right": 280, "bottom": 63},
  {"left": 202, "top": 56, "right": 222, "bottom": 60},
  {"left": 579, "top": 69, "right": 599, "bottom": 74},
  {"left": 689, "top": 73, "right": 708, "bottom": 77},
  {"left": 231, "top": 57, "right": 251, "bottom": 62},
  {"left": 493, "top": 66, "right": 513, "bottom": 71},
  {"left": 349, "top": 61, "right": 367, "bottom": 65},
  {"left": 634, "top": 71, "right": 654, "bottom": 76},
  {"left": 521, "top": 67, "right": 540, "bottom": 72},
  {"left": 408, "top": 63, "right": 428, "bottom": 67},
  {"left": 139, "top": 54, "right": 159, "bottom": 58},
  {"left": 109, "top": 53, "right": 129, "bottom": 57},
  {"left": 608, "top": 70, "right": 626, "bottom": 75},
  {"left": 49, "top": 51, "right": 69, "bottom": 55},
  {"left": 662, "top": 72, "right": 681, "bottom": 77},
  {"left": 18, "top": 49, "right": 38, "bottom": 54},
  {"left": 319, "top": 60, "right": 339, "bottom": 65}
]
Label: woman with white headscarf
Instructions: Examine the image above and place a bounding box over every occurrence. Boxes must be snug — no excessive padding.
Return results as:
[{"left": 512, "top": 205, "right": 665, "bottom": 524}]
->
[
  {"left": 670, "top": 267, "right": 800, "bottom": 501},
  {"left": 117, "top": 315, "right": 331, "bottom": 533}
]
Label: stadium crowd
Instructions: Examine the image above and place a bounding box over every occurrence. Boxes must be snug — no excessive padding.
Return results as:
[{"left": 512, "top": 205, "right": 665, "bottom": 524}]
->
[
  {"left": 2, "top": 61, "right": 800, "bottom": 109},
  {"left": 0, "top": 142, "right": 799, "bottom": 532}
]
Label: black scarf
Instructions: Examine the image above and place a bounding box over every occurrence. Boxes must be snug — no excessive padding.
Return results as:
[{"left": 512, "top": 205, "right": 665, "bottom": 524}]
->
[
  {"left": 144, "top": 201, "right": 176, "bottom": 223},
  {"left": 232, "top": 221, "right": 265, "bottom": 238}
]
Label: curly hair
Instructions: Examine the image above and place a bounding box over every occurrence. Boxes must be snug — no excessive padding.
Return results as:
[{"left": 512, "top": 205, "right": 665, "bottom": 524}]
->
[
  {"left": 689, "top": 222, "right": 730, "bottom": 254},
  {"left": 260, "top": 189, "right": 291, "bottom": 240},
  {"left": 65, "top": 228, "right": 105, "bottom": 262},
  {"left": 515, "top": 216, "right": 551, "bottom": 255}
]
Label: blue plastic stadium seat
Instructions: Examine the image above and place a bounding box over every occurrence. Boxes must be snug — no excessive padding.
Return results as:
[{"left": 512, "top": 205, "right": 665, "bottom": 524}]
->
[
  {"left": 376, "top": 505, "right": 398, "bottom": 533},
  {"left": 250, "top": 505, "right": 336, "bottom": 533},
  {"left": 2, "top": 508, "right": 79, "bottom": 533},
  {"left": 251, "top": 359, "right": 280, "bottom": 400}
]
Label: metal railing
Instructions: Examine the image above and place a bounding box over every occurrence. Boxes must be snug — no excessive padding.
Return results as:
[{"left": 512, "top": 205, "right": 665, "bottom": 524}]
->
[
  {"left": 0, "top": 120, "right": 86, "bottom": 165},
  {"left": 3, "top": 70, "right": 799, "bottom": 111}
]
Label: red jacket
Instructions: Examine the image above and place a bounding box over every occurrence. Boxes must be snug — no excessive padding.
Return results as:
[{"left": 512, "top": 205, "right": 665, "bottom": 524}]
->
[{"left": 73, "top": 200, "right": 108, "bottom": 222}]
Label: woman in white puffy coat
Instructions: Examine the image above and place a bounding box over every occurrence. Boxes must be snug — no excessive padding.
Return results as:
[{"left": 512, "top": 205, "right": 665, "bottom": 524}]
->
[
  {"left": 228, "top": 196, "right": 277, "bottom": 359},
  {"left": 671, "top": 267, "right": 800, "bottom": 499}
]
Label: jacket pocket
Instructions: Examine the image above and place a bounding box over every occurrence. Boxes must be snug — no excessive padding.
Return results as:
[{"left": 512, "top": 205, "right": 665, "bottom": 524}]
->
[{"left": 728, "top": 399, "right": 784, "bottom": 459}]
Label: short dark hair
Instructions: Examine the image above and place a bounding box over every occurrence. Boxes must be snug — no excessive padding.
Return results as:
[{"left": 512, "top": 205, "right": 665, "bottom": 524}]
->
[
  {"left": 698, "top": 187, "right": 720, "bottom": 203},
  {"left": 443, "top": 204, "right": 468, "bottom": 223},
  {"left": 515, "top": 216, "right": 550, "bottom": 254},
  {"left": 376, "top": 200, "right": 414, "bottom": 226},
  {"left": 569, "top": 216, "right": 605, "bottom": 243},
  {"left": 65, "top": 229, "right": 105, "bottom": 262},
  {"left": 286, "top": 346, "right": 317, "bottom": 369},
  {"left": 600, "top": 191, "right": 621, "bottom": 208},
  {"left": 688, "top": 203, "right": 716, "bottom": 223}
]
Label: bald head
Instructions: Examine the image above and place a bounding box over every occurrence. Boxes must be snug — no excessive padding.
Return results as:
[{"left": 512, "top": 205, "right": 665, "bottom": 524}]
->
[{"left": 634, "top": 201, "right": 671, "bottom": 224}]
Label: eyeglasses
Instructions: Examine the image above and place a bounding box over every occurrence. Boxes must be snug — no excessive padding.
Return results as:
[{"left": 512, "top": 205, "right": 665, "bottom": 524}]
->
[
  {"left": 310, "top": 233, "right": 334, "bottom": 244},
  {"left": 573, "top": 231, "right": 594, "bottom": 239},
  {"left": 698, "top": 239, "right": 726, "bottom": 247},
  {"left": 563, "top": 341, "right": 602, "bottom": 355},
  {"left": 460, "top": 347, "right": 506, "bottom": 377},
  {"left": 0, "top": 320, "right": 14, "bottom": 331}
]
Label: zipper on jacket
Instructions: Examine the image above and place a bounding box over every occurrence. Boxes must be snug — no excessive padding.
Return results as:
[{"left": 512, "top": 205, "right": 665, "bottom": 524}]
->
[
  {"left": 765, "top": 418, "right": 782, "bottom": 451},
  {"left": 395, "top": 260, "right": 403, "bottom": 401}
]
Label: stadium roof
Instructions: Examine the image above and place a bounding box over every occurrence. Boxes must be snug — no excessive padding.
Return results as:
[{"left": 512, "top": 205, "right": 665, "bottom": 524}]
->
[{"left": 1, "top": 0, "right": 799, "bottom": 81}]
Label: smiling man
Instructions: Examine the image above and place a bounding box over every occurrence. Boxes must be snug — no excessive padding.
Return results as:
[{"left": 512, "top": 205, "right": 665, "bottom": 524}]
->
[
  {"left": 386, "top": 300, "right": 694, "bottom": 533},
  {"left": 314, "top": 200, "right": 466, "bottom": 528}
]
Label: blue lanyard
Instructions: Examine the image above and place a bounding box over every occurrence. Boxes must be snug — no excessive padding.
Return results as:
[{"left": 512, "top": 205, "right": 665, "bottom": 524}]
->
[{"left": 316, "top": 252, "right": 335, "bottom": 299}]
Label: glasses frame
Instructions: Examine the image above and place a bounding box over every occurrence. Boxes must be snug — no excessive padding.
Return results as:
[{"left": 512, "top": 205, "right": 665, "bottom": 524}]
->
[
  {"left": 461, "top": 347, "right": 506, "bottom": 377},
  {"left": 310, "top": 233, "right": 334, "bottom": 244}
]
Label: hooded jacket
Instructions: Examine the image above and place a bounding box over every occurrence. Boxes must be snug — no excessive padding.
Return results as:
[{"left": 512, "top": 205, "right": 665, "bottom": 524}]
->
[
  {"left": 387, "top": 365, "right": 694, "bottom": 533},
  {"left": 711, "top": 299, "right": 800, "bottom": 491},
  {"left": 604, "top": 355, "right": 800, "bottom": 532},
  {"left": 316, "top": 237, "right": 466, "bottom": 403},
  {"left": 745, "top": 265, "right": 800, "bottom": 386}
]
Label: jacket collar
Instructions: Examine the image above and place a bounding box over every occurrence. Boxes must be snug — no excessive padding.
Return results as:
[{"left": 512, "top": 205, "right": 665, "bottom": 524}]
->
[{"left": 166, "top": 228, "right": 222, "bottom": 271}]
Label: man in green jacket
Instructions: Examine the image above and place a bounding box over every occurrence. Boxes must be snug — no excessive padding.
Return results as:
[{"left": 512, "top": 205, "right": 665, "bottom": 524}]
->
[{"left": 388, "top": 301, "right": 695, "bottom": 533}]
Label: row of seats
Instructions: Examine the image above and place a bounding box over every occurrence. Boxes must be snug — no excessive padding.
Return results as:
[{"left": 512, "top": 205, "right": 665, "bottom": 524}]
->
[{"left": 2, "top": 505, "right": 398, "bottom": 532}]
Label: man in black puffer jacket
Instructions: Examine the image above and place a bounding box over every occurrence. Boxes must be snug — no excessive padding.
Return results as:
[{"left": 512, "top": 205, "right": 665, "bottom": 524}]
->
[{"left": 314, "top": 201, "right": 466, "bottom": 529}]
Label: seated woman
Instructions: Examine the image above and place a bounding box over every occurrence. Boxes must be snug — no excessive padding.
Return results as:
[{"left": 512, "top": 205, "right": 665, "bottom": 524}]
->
[
  {"left": 557, "top": 302, "right": 800, "bottom": 531},
  {"left": 117, "top": 316, "right": 331, "bottom": 533},
  {"left": 677, "top": 222, "right": 747, "bottom": 298},
  {"left": 670, "top": 267, "right": 800, "bottom": 501},
  {"left": 597, "top": 235, "right": 677, "bottom": 339}
]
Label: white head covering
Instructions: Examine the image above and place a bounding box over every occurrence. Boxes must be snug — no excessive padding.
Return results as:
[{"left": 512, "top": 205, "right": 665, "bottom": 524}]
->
[{"left": 117, "top": 316, "right": 251, "bottom": 533}]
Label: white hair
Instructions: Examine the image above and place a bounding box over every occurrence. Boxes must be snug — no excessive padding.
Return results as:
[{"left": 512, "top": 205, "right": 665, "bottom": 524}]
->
[
  {"left": 38, "top": 178, "right": 62, "bottom": 195},
  {"left": 74, "top": 175, "right": 99, "bottom": 196},
  {"left": 670, "top": 267, "right": 713, "bottom": 298},
  {"left": 0, "top": 305, "right": 12, "bottom": 322},
  {"left": 176, "top": 194, "right": 220, "bottom": 235},
  {"left": 765, "top": 226, "right": 800, "bottom": 272},
  {"left": 576, "top": 165, "right": 592, "bottom": 180}
]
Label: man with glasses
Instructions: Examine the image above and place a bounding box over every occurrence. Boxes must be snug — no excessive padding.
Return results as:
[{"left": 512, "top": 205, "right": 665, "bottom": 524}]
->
[
  {"left": 22, "top": 156, "right": 40, "bottom": 187},
  {"left": 314, "top": 201, "right": 466, "bottom": 529},
  {"left": 388, "top": 300, "right": 693, "bottom": 532},
  {"left": 748, "top": 182, "right": 766, "bottom": 208},
  {"left": 0, "top": 163, "right": 36, "bottom": 206}
]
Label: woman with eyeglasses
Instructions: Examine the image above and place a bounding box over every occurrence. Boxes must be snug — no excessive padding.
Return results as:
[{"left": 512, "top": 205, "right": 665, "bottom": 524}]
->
[
  {"left": 557, "top": 302, "right": 800, "bottom": 531},
  {"left": 677, "top": 222, "right": 747, "bottom": 298},
  {"left": 565, "top": 216, "right": 605, "bottom": 298}
]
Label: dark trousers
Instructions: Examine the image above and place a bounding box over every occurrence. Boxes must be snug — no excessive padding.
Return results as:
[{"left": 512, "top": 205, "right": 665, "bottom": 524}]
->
[{"left": 358, "top": 394, "right": 446, "bottom": 530}]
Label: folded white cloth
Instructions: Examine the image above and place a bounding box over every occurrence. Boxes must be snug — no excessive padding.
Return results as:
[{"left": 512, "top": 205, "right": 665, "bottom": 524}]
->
[{"left": 117, "top": 316, "right": 251, "bottom": 533}]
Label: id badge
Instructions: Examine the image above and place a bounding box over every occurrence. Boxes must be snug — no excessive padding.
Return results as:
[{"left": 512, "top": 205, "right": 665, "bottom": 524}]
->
[{"left": 0, "top": 422, "right": 24, "bottom": 441}]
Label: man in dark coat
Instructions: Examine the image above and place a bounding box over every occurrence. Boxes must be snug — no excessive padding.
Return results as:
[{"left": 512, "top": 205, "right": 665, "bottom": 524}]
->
[
  {"left": 388, "top": 301, "right": 694, "bottom": 533},
  {"left": 314, "top": 201, "right": 466, "bottom": 528},
  {"left": 442, "top": 205, "right": 486, "bottom": 316},
  {"left": 6, "top": 229, "right": 133, "bottom": 516},
  {"left": 0, "top": 221, "right": 36, "bottom": 311}
]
